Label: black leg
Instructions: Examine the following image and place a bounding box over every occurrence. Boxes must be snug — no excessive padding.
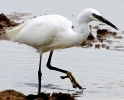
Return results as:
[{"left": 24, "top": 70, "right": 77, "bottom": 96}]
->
[
  {"left": 46, "top": 50, "right": 82, "bottom": 89},
  {"left": 46, "top": 51, "right": 67, "bottom": 74},
  {"left": 38, "top": 54, "right": 42, "bottom": 94}
]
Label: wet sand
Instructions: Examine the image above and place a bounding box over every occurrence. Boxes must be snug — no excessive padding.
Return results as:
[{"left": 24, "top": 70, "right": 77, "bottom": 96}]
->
[{"left": 0, "top": 89, "right": 75, "bottom": 100}]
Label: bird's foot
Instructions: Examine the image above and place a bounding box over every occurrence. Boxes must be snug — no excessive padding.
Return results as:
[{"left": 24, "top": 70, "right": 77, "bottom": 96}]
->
[{"left": 61, "top": 72, "right": 82, "bottom": 89}]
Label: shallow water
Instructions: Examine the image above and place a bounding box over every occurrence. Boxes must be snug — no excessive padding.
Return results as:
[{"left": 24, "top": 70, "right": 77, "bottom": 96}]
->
[{"left": 0, "top": 0, "right": 124, "bottom": 100}]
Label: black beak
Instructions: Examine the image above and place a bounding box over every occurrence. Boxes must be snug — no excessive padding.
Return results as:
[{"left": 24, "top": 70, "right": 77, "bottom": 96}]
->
[{"left": 95, "top": 14, "right": 118, "bottom": 30}]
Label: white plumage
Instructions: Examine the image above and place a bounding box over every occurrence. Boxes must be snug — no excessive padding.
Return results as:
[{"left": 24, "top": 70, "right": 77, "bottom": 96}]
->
[
  {"left": 4, "top": 8, "right": 118, "bottom": 94},
  {"left": 6, "top": 9, "right": 101, "bottom": 53},
  {"left": 6, "top": 15, "right": 76, "bottom": 52}
]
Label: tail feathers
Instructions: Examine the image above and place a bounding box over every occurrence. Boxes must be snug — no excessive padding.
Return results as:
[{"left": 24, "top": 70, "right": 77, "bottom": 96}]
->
[
  {"left": 3, "top": 16, "right": 41, "bottom": 41},
  {"left": 4, "top": 21, "right": 29, "bottom": 42},
  {"left": 5, "top": 27, "right": 19, "bottom": 42}
]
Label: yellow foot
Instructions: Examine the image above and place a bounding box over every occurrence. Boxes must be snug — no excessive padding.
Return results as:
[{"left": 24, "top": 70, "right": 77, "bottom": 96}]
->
[{"left": 61, "top": 72, "right": 82, "bottom": 89}]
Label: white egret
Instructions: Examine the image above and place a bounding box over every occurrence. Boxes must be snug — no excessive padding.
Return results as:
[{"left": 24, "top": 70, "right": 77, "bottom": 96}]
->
[{"left": 4, "top": 8, "right": 118, "bottom": 94}]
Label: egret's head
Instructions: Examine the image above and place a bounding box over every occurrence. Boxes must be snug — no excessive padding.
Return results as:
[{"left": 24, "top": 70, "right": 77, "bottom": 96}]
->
[{"left": 77, "top": 8, "right": 118, "bottom": 30}]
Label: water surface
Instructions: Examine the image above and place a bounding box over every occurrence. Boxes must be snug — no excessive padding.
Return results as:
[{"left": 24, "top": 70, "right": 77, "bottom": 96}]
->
[{"left": 0, "top": 0, "right": 124, "bottom": 100}]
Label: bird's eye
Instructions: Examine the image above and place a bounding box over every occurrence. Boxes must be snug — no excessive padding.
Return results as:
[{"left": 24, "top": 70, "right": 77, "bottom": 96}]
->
[{"left": 92, "top": 13, "right": 96, "bottom": 18}]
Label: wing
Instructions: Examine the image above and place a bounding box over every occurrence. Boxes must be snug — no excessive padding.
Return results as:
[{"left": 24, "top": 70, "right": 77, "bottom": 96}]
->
[
  {"left": 15, "top": 15, "right": 72, "bottom": 48},
  {"left": 16, "top": 19, "right": 57, "bottom": 47}
]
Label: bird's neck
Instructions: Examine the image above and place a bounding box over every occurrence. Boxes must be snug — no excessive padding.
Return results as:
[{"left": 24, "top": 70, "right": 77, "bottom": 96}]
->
[
  {"left": 76, "top": 22, "right": 90, "bottom": 44},
  {"left": 77, "top": 22, "right": 90, "bottom": 34},
  {"left": 76, "top": 12, "right": 91, "bottom": 35},
  {"left": 71, "top": 22, "right": 90, "bottom": 46}
]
